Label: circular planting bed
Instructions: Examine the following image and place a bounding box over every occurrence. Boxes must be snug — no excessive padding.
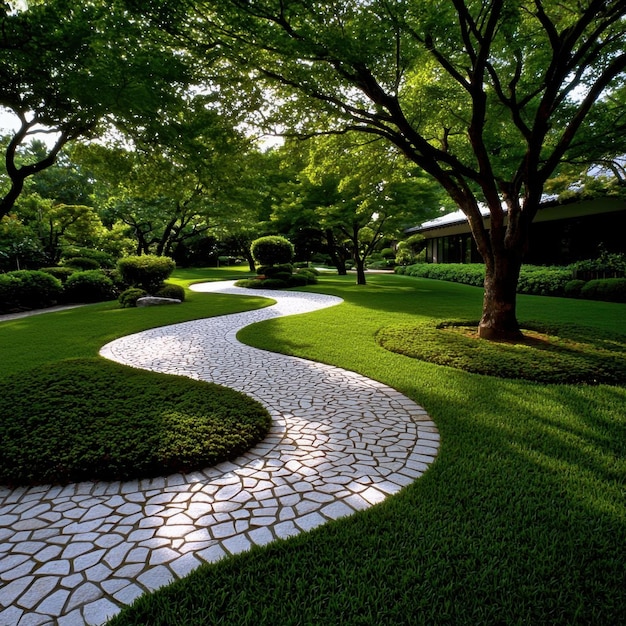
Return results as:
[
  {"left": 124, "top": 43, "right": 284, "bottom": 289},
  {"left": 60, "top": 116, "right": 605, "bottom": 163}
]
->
[
  {"left": 376, "top": 320, "right": 626, "bottom": 384},
  {"left": 0, "top": 358, "right": 272, "bottom": 486}
]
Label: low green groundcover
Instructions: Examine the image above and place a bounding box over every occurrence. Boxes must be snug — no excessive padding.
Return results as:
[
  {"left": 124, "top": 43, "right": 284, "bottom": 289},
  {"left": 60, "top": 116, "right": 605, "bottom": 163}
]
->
[
  {"left": 0, "top": 358, "right": 272, "bottom": 486},
  {"left": 376, "top": 321, "right": 626, "bottom": 385}
]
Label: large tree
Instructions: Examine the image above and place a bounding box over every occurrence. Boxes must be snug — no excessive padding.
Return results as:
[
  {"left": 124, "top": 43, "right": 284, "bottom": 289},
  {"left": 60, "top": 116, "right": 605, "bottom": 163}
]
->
[
  {"left": 0, "top": 0, "right": 188, "bottom": 219},
  {"left": 153, "top": 0, "right": 626, "bottom": 339}
]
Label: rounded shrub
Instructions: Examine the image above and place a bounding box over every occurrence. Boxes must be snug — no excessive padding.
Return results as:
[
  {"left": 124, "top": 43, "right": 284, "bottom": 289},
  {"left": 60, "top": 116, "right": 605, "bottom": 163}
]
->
[
  {"left": 64, "top": 256, "right": 100, "bottom": 270},
  {"left": 118, "top": 287, "right": 148, "bottom": 308},
  {"left": 287, "top": 274, "right": 311, "bottom": 287},
  {"left": 64, "top": 270, "right": 117, "bottom": 303},
  {"left": 564, "top": 279, "right": 586, "bottom": 298},
  {"left": 258, "top": 278, "right": 288, "bottom": 289},
  {"left": 258, "top": 263, "right": 294, "bottom": 277},
  {"left": 0, "top": 270, "right": 63, "bottom": 312},
  {"left": 117, "top": 255, "right": 176, "bottom": 292},
  {"left": 580, "top": 278, "right": 626, "bottom": 303},
  {"left": 40, "top": 266, "right": 76, "bottom": 284},
  {"left": 301, "top": 267, "right": 320, "bottom": 276},
  {"left": 155, "top": 283, "right": 186, "bottom": 301},
  {"left": 251, "top": 236, "right": 294, "bottom": 267}
]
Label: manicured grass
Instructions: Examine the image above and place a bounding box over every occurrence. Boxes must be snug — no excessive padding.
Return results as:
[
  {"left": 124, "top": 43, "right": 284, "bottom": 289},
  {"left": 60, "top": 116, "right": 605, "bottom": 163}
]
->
[
  {"left": 0, "top": 267, "right": 272, "bottom": 485},
  {"left": 108, "top": 273, "right": 626, "bottom": 626}
]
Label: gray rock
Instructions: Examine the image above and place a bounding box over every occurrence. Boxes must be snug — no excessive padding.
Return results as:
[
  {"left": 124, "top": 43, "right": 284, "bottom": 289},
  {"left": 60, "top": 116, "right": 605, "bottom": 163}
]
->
[{"left": 136, "top": 297, "right": 181, "bottom": 307}]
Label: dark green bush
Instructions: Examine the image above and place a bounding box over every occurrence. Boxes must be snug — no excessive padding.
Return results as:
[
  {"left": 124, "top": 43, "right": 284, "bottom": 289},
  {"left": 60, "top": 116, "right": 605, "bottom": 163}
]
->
[
  {"left": 287, "top": 274, "right": 311, "bottom": 287},
  {"left": 64, "top": 270, "right": 117, "bottom": 303},
  {"left": 397, "top": 263, "right": 485, "bottom": 286},
  {"left": 64, "top": 256, "right": 100, "bottom": 270},
  {"left": 258, "top": 263, "right": 294, "bottom": 277},
  {"left": 564, "top": 279, "right": 586, "bottom": 298},
  {"left": 297, "top": 267, "right": 320, "bottom": 276},
  {"left": 571, "top": 251, "right": 626, "bottom": 280},
  {"left": 258, "top": 278, "right": 288, "bottom": 289},
  {"left": 0, "top": 270, "right": 62, "bottom": 312},
  {"left": 234, "top": 278, "right": 262, "bottom": 288},
  {"left": 517, "top": 266, "right": 572, "bottom": 296},
  {"left": 251, "top": 236, "right": 294, "bottom": 267},
  {"left": 580, "top": 278, "right": 626, "bottom": 303},
  {"left": 118, "top": 287, "right": 148, "bottom": 308},
  {"left": 62, "top": 247, "right": 115, "bottom": 269},
  {"left": 40, "top": 266, "right": 75, "bottom": 283},
  {"left": 117, "top": 255, "right": 176, "bottom": 292},
  {"left": 272, "top": 271, "right": 293, "bottom": 282},
  {"left": 155, "top": 283, "right": 186, "bottom": 301},
  {"left": 0, "top": 358, "right": 272, "bottom": 485}
]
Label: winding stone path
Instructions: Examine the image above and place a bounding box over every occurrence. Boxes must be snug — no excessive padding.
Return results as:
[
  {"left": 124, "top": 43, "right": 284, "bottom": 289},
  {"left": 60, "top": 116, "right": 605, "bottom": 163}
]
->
[{"left": 0, "top": 281, "right": 438, "bottom": 625}]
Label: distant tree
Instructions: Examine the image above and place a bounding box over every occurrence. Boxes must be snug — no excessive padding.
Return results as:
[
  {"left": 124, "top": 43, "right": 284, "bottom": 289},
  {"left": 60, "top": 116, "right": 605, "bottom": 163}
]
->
[{"left": 0, "top": 0, "right": 189, "bottom": 218}]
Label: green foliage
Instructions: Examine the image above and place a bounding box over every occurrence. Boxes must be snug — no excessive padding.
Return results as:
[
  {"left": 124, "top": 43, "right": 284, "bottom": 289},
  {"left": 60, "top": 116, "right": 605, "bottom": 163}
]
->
[
  {"left": 572, "top": 251, "right": 626, "bottom": 279},
  {"left": 397, "top": 263, "right": 486, "bottom": 286},
  {"left": 0, "top": 269, "right": 62, "bottom": 312},
  {"left": 155, "top": 283, "right": 186, "bottom": 301},
  {"left": 286, "top": 273, "right": 311, "bottom": 287},
  {"left": 581, "top": 278, "right": 626, "bottom": 303},
  {"left": 118, "top": 287, "right": 148, "bottom": 308},
  {"left": 396, "top": 261, "right": 626, "bottom": 302},
  {"left": 117, "top": 255, "right": 176, "bottom": 292},
  {"left": 258, "top": 278, "right": 289, "bottom": 289},
  {"left": 62, "top": 247, "right": 116, "bottom": 269},
  {"left": 40, "top": 266, "right": 75, "bottom": 283},
  {"left": 63, "top": 270, "right": 117, "bottom": 303},
  {"left": 258, "top": 263, "right": 294, "bottom": 277},
  {"left": 63, "top": 256, "right": 100, "bottom": 270},
  {"left": 517, "top": 266, "right": 572, "bottom": 297},
  {"left": 564, "top": 279, "right": 586, "bottom": 298},
  {"left": 0, "top": 358, "right": 271, "bottom": 486},
  {"left": 376, "top": 321, "right": 626, "bottom": 385},
  {"left": 251, "top": 236, "right": 295, "bottom": 266}
]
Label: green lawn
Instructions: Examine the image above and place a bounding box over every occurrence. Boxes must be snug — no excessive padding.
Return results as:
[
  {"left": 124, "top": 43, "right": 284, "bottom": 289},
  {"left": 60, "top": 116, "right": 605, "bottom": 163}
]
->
[
  {"left": 105, "top": 272, "right": 626, "bottom": 625},
  {"left": 1, "top": 269, "right": 624, "bottom": 623}
]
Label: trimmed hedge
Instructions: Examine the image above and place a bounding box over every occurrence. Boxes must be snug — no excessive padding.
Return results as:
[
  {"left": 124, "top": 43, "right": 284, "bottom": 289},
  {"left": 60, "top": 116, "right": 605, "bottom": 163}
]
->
[
  {"left": 0, "top": 270, "right": 63, "bottom": 312},
  {"left": 63, "top": 270, "right": 118, "bottom": 303},
  {"left": 64, "top": 256, "right": 100, "bottom": 270},
  {"left": 251, "top": 236, "right": 294, "bottom": 266},
  {"left": 396, "top": 262, "right": 626, "bottom": 302},
  {"left": 40, "top": 267, "right": 76, "bottom": 283},
  {"left": 580, "top": 278, "right": 626, "bottom": 303},
  {"left": 117, "top": 255, "right": 176, "bottom": 292}
]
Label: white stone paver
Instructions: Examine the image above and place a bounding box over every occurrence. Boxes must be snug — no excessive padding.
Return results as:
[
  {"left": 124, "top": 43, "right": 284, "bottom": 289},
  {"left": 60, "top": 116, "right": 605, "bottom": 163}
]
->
[{"left": 0, "top": 281, "right": 439, "bottom": 625}]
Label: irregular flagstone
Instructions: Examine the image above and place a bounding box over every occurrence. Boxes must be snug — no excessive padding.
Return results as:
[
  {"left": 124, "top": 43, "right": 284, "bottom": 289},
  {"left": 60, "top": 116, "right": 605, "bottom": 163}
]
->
[{"left": 0, "top": 280, "right": 438, "bottom": 624}]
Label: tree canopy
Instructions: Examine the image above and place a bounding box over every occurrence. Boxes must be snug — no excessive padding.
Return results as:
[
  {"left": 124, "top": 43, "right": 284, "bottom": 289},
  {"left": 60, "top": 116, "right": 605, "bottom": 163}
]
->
[
  {"left": 0, "top": 0, "right": 190, "bottom": 218},
  {"left": 150, "top": 0, "right": 626, "bottom": 338}
]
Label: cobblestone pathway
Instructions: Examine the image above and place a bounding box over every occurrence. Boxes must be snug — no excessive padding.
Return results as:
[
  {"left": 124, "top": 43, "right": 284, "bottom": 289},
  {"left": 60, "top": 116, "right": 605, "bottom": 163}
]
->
[{"left": 0, "top": 281, "right": 439, "bottom": 625}]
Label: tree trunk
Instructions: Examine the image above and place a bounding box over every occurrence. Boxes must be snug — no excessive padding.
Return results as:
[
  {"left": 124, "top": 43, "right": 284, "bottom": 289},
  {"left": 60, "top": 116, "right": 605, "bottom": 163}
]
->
[
  {"left": 478, "top": 254, "right": 523, "bottom": 341},
  {"left": 355, "top": 255, "right": 367, "bottom": 285}
]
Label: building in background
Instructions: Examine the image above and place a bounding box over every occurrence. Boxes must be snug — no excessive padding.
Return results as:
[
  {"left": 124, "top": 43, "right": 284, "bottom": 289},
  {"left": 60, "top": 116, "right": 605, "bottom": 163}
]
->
[{"left": 406, "top": 197, "right": 626, "bottom": 265}]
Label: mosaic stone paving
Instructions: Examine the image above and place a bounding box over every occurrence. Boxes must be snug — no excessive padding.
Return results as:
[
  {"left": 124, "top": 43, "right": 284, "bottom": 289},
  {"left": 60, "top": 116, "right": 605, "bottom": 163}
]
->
[{"left": 0, "top": 281, "right": 439, "bottom": 625}]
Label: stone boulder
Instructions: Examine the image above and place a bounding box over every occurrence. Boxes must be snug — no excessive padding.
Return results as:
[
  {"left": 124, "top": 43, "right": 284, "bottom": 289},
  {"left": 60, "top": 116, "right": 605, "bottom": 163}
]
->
[{"left": 136, "top": 296, "right": 182, "bottom": 307}]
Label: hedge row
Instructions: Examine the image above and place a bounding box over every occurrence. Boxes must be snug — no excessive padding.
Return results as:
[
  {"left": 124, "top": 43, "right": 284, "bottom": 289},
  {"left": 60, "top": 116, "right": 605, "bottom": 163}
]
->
[
  {"left": 396, "top": 263, "right": 626, "bottom": 302},
  {"left": 0, "top": 255, "right": 180, "bottom": 313}
]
